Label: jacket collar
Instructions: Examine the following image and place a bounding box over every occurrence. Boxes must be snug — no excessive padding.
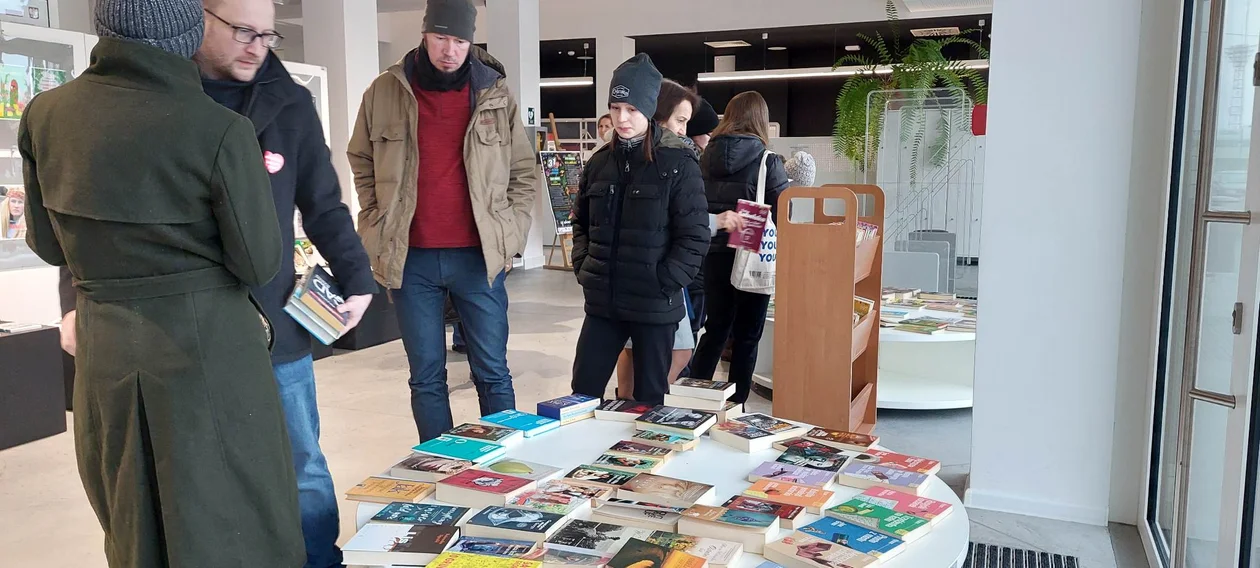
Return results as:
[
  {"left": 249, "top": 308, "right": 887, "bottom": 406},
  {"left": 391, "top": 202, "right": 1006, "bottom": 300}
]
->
[
  {"left": 82, "top": 37, "right": 203, "bottom": 94},
  {"left": 395, "top": 45, "right": 505, "bottom": 95},
  {"left": 236, "top": 51, "right": 306, "bottom": 136},
  {"left": 595, "top": 124, "right": 692, "bottom": 162}
]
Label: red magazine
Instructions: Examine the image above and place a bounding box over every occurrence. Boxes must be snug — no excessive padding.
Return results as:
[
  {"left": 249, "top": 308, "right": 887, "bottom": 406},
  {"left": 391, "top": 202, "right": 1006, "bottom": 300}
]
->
[
  {"left": 438, "top": 469, "right": 533, "bottom": 494},
  {"left": 728, "top": 199, "right": 771, "bottom": 252}
]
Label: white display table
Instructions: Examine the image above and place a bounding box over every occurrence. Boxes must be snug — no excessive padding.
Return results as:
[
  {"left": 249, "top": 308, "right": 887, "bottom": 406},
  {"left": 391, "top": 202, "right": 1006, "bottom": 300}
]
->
[
  {"left": 354, "top": 420, "right": 970, "bottom": 568},
  {"left": 753, "top": 311, "right": 975, "bottom": 411}
]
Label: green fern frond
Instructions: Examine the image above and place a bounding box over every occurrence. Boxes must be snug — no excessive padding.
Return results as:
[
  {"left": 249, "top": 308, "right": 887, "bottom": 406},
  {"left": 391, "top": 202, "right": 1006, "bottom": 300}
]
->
[
  {"left": 835, "top": 54, "right": 875, "bottom": 69},
  {"left": 936, "top": 35, "right": 990, "bottom": 58},
  {"left": 857, "top": 32, "right": 892, "bottom": 65}
]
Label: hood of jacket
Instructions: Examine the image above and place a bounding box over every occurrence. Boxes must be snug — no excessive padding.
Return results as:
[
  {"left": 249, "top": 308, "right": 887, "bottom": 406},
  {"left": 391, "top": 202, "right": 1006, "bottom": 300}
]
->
[
  {"left": 704, "top": 134, "right": 768, "bottom": 178},
  {"left": 401, "top": 44, "right": 506, "bottom": 93},
  {"left": 589, "top": 123, "right": 695, "bottom": 164}
]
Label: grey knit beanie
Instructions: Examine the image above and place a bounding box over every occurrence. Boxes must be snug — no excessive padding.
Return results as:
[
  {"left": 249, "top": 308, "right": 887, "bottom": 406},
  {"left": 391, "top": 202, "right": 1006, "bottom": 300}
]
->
[
  {"left": 94, "top": 0, "right": 205, "bottom": 60},
  {"left": 785, "top": 151, "right": 818, "bottom": 187}
]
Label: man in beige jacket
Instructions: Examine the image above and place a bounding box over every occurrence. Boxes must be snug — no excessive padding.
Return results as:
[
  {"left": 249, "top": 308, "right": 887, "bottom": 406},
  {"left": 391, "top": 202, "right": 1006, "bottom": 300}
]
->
[{"left": 348, "top": 0, "right": 537, "bottom": 442}]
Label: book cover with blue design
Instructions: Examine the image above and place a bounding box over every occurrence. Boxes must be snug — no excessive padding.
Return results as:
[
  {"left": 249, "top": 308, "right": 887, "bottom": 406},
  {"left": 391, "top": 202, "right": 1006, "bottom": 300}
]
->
[
  {"left": 372, "top": 502, "right": 470, "bottom": 526},
  {"left": 414, "top": 435, "right": 507, "bottom": 464},
  {"left": 797, "top": 518, "right": 904, "bottom": 558},
  {"left": 482, "top": 410, "right": 561, "bottom": 437}
]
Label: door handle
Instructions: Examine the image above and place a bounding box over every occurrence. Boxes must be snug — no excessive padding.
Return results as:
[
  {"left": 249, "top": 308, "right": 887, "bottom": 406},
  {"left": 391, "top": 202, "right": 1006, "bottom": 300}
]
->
[{"left": 1233, "top": 302, "right": 1244, "bottom": 335}]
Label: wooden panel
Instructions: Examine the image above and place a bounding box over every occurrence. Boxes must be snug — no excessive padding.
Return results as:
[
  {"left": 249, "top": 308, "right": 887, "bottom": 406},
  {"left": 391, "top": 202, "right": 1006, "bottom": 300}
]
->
[{"left": 772, "top": 185, "right": 885, "bottom": 432}]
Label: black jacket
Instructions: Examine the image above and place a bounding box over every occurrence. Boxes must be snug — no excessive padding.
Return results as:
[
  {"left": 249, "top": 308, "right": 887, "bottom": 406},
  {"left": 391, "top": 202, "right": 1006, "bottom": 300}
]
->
[
  {"left": 572, "top": 126, "right": 710, "bottom": 325},
  {"left": 60, "top": 53, "right": 376, "bottom": 363},
  {"left": 700, "top": 134, "right": 790, "bottom": 251}
]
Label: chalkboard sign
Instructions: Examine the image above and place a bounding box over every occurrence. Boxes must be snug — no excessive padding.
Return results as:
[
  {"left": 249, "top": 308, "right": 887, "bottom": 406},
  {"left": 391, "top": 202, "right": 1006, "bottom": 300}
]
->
[{"left": 540, "top": 151, "right": 584, "bottom": 235}]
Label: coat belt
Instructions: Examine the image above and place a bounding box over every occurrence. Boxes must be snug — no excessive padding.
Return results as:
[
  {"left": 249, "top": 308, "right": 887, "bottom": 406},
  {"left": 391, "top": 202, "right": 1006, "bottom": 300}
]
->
[{"left": 75, "top": 266, "right": 240, "bottom": 302}]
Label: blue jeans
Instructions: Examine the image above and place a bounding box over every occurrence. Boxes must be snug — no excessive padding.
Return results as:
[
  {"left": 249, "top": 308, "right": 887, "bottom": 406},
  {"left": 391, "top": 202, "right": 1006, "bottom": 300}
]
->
[
  {"left": 394, "top": 247, "right": 514, "bottom": 442},
  {"left": 273, "top": 356, "right": 342, "bottom": 568}
]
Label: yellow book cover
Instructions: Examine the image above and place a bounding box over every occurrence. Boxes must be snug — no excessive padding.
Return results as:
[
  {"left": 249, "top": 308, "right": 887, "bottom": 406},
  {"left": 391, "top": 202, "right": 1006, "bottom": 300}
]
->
[
  {"left": 345, "top": 476, "right": 435, "bottom": 504},
  {"left": 429, "top": 551, "right": 543, "bottom": 568}
]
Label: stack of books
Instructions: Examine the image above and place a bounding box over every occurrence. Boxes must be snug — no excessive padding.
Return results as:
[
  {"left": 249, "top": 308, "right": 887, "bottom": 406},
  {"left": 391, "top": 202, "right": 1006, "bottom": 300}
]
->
[
  {"left": 283, "top": 264, "right": 349, "bottom": 345},
  {"left": 537, "top": 394, "right": 601, "bottom": 425},
  {"left": 414, "top": 435, "right": 508, "bottom": 465},
  {"left": 710, "top": 414, "right": 809, "bottom": 453},
  {"left": 880, "top": 287, "right": 920, "bottom": 302},
  {"left": 635, "top": 406, "right": 719, "bottom": 440},
  {"left": 855, "top": 221, "right": 879, "bottom": 244},
  {"left": 481, "top": 410, "right": 561, "bottom": 438},
  {"left": 664, "top": 379, "right": 736, "bottom": 412},
  {"left": 893, "top": 316, "right": 953, "bottom": 335}
]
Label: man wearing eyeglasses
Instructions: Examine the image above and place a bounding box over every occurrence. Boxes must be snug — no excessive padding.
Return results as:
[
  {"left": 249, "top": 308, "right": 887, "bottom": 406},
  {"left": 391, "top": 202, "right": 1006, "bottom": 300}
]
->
[{"left": 195, "top": 1, "right": 374, "bottom": 566}]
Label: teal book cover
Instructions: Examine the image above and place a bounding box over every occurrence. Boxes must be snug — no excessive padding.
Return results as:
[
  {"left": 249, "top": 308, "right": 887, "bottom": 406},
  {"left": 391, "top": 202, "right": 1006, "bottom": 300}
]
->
[
  {"left": 798, "top": 517, "right": 904, "bottom": 558},
  {"left": 413, "top": 435, "right": 506, "bottom": 463},
  {"left": 483, "top": 410, "right": 561, "bottom": 436}
]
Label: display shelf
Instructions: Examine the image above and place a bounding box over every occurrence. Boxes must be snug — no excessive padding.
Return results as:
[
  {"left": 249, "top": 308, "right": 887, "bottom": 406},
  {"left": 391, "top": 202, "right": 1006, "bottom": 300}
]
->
[
  {"left": 877, "top": 369, "right": 974, "bottom": 410},
  {"left": 772, "top": 184, "right": 884, "bottom": 435},
  {"left": 880, "top": 327, "right": 976, "bottom": 343},
  {"left": 353, "top": 420, "right": 971, "bottom": 568}
]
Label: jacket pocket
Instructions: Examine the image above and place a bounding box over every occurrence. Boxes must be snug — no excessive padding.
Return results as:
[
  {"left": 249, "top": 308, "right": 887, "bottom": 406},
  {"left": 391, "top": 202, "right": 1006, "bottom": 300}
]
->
[
  {"left": 370, "top": 124, "right": 408, "bottom": 208},
  {"left": 587, "top": 182, "right": 613, "bottom": 226},
  {"left": 473, "top": 104, "right": 510, "bottom": 147},
  {"left": 625, "top": 184, "right": 665, "bottom": 229}
]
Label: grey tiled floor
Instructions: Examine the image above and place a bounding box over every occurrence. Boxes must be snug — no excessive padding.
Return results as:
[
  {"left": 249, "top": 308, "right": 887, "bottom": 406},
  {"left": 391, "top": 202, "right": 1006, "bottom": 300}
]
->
[{"left": 0, "top": 268, "right": 1150, "bottom": 566}]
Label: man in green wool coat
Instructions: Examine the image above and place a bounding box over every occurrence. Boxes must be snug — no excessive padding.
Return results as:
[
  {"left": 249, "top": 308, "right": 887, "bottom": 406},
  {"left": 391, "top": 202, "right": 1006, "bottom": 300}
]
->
[{"left": 20, "top": 0, "right": 305, "bottom": 565}]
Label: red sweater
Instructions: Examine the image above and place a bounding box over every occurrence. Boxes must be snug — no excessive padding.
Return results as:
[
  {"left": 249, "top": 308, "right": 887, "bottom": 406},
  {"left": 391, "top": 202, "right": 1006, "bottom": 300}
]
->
[{"left": 409, "top": 83, "right": 481, "bottom": 248}]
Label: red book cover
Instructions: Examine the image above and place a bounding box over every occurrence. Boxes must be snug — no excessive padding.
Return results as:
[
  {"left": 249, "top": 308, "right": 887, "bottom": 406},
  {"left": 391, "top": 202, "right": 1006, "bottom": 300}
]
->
[
  {"left": 438, "top": 469, "right": 533, "bottom": 494},
  {"left": 728, "top": 200, "right": 771, "bottom": 252},
  {"left": 864, "top": 450, "right": 941, "bottom": 474}
]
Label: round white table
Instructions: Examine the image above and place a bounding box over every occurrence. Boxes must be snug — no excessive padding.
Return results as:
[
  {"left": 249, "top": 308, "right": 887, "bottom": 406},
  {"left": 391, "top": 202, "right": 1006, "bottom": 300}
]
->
[
  {"left": 753, "top": 311, "right": 976, "bottom": 410},
  {"left": 356, "top": 420, "right": 970, "bottom": 568}
]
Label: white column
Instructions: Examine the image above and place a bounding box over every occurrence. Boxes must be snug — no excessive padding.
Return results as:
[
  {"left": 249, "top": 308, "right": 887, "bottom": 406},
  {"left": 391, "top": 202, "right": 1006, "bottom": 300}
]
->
[
  {"left": 966, "top": 0, "right": 1149, "bottom": 525},
  {"left": 302, "top": 0, "right": 380, "bottom": 210},
  {"left": 486, "top": 0, "right": 540, "bottom": 129},
  {"left": 596, "top": 34, "right": 635, "bottom": 113}
]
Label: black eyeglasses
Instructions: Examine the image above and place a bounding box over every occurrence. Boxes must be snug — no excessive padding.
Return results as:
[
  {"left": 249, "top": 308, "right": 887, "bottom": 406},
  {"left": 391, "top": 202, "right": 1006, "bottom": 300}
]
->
[{"left": 204, "top": 9, "right": 284, "bottom": 49}]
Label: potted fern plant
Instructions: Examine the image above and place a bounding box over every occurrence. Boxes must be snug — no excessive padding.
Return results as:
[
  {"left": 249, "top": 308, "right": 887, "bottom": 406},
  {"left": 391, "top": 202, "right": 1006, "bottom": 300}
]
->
[{"left": 832, "top": 0, "right": 989, "bottom": 179}]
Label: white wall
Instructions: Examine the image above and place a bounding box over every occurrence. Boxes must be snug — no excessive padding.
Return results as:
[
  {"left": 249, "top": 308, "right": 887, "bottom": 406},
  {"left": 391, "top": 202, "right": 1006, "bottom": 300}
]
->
[
  {"left": 967, "top": 0, "right": 1144, "bottom": 525},
  {"left": 1108, "top": 0, "right": 1183, "bottom": 525},
  {"left": 0, "top": 266, "right": 61, "bottom": 324}
]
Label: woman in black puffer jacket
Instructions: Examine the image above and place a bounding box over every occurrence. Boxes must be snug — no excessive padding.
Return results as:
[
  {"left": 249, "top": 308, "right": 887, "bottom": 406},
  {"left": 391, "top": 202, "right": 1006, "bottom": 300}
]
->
[
  {"left": 689, "top": 92, "right": 790, "bottom": 405},
  {"left": 570, "top": 54, "right": 710, "bottom": 405}
]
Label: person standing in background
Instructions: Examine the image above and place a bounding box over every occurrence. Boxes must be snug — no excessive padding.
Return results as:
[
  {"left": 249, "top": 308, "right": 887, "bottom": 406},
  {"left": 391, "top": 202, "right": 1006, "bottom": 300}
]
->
[
  {"left": 349, "top": 0, "right": 538, "bottom": 442},
  {"left": 614, "top": 79, "right": 700, "bottom": 399},
  {"left": 686, "top": 98, "right": 720, "bottom": 153},
  {"left": 690, "top": 92, "right": 791, "bottom": 405},
  {"left": 597, "top": 113, "right": 614, "bottom": 142},
  {"left": 570, "top": 54, "right": 709, "bottom": 404},
  {"left": 24, "top": 0, "right": 304, "bottom": 564}
]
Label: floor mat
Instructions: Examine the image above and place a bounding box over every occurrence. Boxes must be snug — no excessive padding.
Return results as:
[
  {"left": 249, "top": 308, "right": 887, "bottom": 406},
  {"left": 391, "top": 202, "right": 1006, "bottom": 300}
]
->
[{"left": 963, "top": 543, "right": 1080, "bottom": 568}]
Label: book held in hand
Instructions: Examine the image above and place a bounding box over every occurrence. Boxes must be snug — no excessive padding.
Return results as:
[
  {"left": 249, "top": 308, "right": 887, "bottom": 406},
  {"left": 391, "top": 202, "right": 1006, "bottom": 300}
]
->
[
  {"left": 415, "top": 435, "right": 507, "bottom": 464},
  {"left": 371, "top": 502, "right": 471, "bottom": 526},
  {"left": 345, "top": 476, "right": 435, "bottom": 504},
  {"left": 341, "top": 523, "right": 460, "bottom": 566},
  {"left": 465, "top": 506, "right": 568, "bottom": 543},
  {"left": 283, "top": 264, "right": 350, "bottom": 345},
  {"left": 729, "top": 199, "right": 772, "bottom": 252}
]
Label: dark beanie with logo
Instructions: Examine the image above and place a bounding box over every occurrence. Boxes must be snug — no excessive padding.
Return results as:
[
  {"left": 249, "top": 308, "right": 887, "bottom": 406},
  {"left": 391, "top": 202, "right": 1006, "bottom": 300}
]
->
[
  {"left": 609, "top": 54, "right": 663, "bottom": 119},
  {"left": 423, "top": 0, "right": 477, "bottom": 43}
]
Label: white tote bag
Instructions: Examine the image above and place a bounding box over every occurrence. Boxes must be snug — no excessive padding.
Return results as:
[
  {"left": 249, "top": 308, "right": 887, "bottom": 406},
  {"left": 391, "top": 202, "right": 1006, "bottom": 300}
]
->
[{"left": 730, "top": 151, "right": 776, "bottom": 295}]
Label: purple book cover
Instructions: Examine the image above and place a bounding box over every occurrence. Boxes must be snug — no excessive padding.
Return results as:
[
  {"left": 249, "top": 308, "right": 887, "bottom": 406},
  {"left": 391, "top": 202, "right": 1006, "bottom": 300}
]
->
[
  {"left": 750, "top": 461, "right": 835, "bottom": 488},
  {"left": 729, "top": 200, "right": 771, "bottom": 251}
]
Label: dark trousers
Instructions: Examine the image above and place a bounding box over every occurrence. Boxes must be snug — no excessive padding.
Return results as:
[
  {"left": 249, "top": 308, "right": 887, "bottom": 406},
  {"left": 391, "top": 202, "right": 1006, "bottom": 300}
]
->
[
  {"left": 572, "top": 315, "right": 676, "bottom": 404},
  {"left": 690, "top": 251, "right": 771, "bottom": 403},
  {"left": 394, "top": 247, "right": 514, "bottom": 443}
]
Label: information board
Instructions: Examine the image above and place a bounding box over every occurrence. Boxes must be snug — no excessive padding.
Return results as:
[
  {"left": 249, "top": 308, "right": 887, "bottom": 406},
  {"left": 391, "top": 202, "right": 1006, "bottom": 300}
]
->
[{"left": 540, "top": 151, "right": 584, "bottom": 235}]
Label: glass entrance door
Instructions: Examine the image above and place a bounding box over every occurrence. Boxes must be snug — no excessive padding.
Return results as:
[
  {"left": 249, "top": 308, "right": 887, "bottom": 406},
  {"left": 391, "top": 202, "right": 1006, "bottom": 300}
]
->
[{"left": 1143, "top": 0, "right": 1260, "bottom": 565}]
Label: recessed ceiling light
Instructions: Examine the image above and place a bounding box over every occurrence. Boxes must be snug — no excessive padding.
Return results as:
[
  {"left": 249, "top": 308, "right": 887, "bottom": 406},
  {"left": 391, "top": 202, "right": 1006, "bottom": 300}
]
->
[
  {"left": 768, "top": 46, "right": 787, "bottom": 51},
  {"left": 567, "top": 51, "right": 576, "bottom": 56},
  {"left": 705, "top": 40, "right": 753, "bottom": 49},
  {"left": 911, "top": 26, "right": 962, "bottom": 37},
  {"left": 845, "top": 45, "right": 861, "bottom": 52}
]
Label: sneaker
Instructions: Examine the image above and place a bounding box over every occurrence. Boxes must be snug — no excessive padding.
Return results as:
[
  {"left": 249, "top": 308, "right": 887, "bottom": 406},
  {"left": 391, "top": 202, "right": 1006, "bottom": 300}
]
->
[{"left": 451, "top": 344, "right": 467, "bottom": 354}]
